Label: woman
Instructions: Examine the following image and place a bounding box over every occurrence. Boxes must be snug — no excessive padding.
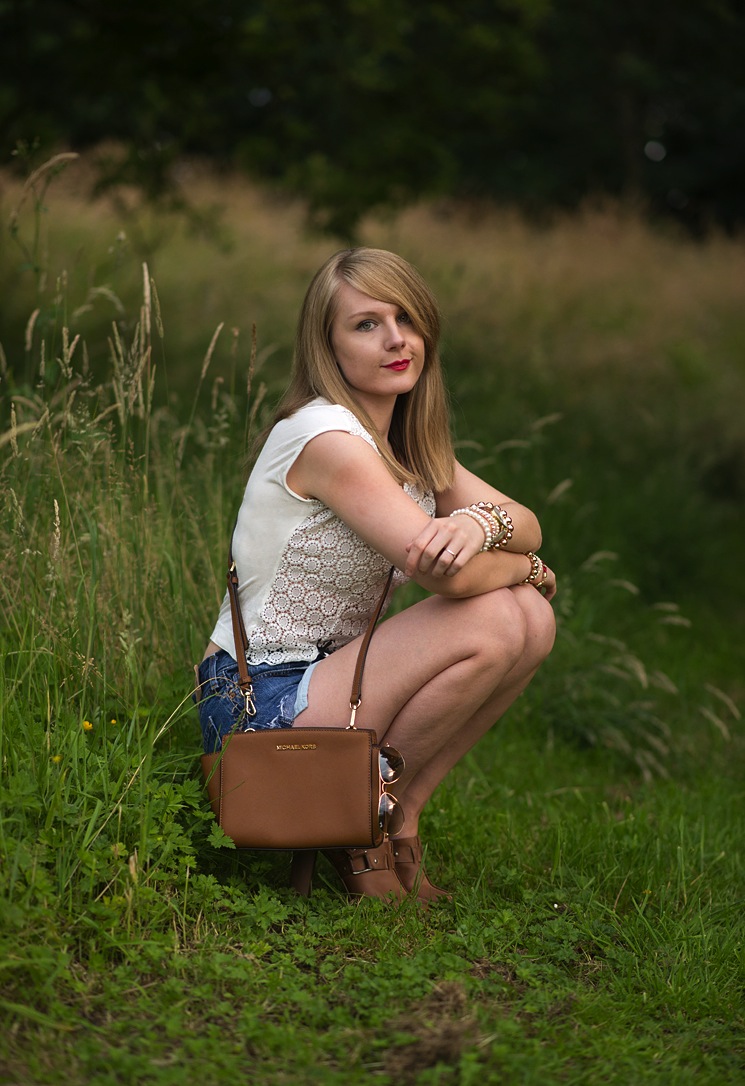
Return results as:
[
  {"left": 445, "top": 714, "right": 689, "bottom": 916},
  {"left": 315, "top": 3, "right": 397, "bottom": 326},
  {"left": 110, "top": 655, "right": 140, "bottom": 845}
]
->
[{"left": 196, "top": 247, "right": 556, "bottom": 903}]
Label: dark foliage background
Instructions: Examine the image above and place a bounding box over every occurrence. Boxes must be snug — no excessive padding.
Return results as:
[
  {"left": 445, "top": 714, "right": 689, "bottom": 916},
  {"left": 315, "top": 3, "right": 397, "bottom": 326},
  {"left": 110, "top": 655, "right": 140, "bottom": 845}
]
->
[{"left": 2, "top": 0, "right": 744, "bottom": 234}]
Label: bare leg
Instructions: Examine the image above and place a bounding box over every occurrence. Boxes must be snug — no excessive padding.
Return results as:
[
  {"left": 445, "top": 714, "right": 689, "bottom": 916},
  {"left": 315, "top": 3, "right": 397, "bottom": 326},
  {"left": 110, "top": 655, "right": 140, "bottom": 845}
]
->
[
  {"left": 294, "top": 584, "right": 556, "bottom": 836},
  {"left": 391, "top": 657, "right": 545, "bottom": 835}
]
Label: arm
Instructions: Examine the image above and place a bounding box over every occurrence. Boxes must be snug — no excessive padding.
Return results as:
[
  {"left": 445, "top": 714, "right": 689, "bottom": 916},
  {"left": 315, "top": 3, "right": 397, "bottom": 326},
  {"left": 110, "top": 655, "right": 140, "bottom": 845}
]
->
[
  {"left": 286, "top": 431, "right": 534, "bottom": 599},
  {"left": 405, "top": 461, "right": 557, "bottom": 601},
  {"left": 404, "top": 459, "right": 542, "bottom": 576},
  {"left": 435, "top": 461, "right": 542, "bottom": 553}
]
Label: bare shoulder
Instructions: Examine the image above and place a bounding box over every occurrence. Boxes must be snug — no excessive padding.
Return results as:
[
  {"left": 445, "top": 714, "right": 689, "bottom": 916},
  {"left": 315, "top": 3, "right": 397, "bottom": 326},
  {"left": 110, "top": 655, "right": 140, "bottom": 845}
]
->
[{"left": 287, "top": 428, "right": 393, "bottom": 503}]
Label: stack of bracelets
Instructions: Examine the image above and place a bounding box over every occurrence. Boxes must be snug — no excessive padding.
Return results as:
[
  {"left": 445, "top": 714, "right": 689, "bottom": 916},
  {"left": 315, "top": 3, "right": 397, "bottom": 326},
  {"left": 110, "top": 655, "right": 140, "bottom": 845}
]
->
[
  {"left": 520, "top": 551, "right": 549, "bottom": 588},
  {"left": 448, "top": 501, "right": 514, "bottom": 551},
  {"left": 449, "top": 503, "right": 549, "bottom": 589}
]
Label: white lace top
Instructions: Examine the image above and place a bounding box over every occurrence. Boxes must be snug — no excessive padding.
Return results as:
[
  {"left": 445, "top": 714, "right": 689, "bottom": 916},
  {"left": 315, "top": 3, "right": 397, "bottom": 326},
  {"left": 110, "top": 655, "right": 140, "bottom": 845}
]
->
[{"left": 209, "top": 398, "right": 436, "bottom": 664}]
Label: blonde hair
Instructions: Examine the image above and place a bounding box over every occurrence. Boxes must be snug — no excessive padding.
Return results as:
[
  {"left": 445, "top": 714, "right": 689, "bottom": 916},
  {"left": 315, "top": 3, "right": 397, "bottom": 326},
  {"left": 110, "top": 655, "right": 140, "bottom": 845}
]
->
[{"left": 272, "top": 248, "right": 455, "bottom": 492}]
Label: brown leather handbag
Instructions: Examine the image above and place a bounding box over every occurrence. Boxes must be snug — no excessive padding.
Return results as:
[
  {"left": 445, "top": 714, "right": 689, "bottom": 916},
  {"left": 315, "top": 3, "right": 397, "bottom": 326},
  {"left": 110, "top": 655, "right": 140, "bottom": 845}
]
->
[{"left": 199, "top": 548, "right": 395, "bottom": 894}]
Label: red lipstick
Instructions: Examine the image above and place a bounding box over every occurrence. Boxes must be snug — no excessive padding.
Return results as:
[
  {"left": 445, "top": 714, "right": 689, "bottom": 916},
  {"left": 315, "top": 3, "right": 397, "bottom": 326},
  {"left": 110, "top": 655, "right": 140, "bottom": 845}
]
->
[{"left": 384, "top": 360, "right": 410, "bottom": 371}]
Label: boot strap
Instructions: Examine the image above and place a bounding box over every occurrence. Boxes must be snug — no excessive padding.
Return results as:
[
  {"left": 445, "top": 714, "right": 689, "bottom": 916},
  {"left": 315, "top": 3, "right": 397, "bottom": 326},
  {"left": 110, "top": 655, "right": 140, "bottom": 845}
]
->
[
  {"left": 343, "top": 845, "right": 393, "bottom": 875},
  {"left": 391, "top": 842, "right": 418, "bottom": 865}
]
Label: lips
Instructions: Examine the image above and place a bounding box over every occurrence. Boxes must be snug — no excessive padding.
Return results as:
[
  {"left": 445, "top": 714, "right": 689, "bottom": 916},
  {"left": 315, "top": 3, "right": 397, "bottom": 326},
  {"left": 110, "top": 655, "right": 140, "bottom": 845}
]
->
[{"left": 384, "top": 360, "right": 411, "bottom": 371}]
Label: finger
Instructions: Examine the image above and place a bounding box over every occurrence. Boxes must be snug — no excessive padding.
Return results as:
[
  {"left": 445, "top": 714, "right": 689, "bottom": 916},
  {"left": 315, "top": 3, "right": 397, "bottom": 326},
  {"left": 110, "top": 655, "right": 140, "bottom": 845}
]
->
[
  {"left": 420, "top": 541, "right": 455, "bottom": 575},
  {"left": 416, "top": 526, "right": 465, "bottom": 573},
  {"left": 423, "top": 540, "right": 465, "bottom": 578},
  {"left": 441, "top": 546, "right": 460, "bottom": 575},
  {"left": 407, "top": 536, "right": 444, "bottom": 576},
  {"left": 447, "top": 546, "right": 477, "bottom": 576},
  {"left": 405, "top": 529, "right": 438, "bottom": 575}
]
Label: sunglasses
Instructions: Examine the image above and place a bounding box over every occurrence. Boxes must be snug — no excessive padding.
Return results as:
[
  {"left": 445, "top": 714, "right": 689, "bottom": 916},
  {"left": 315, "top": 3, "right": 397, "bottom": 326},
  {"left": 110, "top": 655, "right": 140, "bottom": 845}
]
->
[{"left": 378, "top": 745, "right": 405, "bottom": 836}]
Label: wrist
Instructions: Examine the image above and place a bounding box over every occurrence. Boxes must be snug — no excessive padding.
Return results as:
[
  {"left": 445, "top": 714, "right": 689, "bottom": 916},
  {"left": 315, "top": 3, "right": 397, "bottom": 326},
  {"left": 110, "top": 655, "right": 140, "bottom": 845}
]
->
[
  {"left": 449, "top": 501, "right": 515, "bottom": 552},
  {"left": 449, "top": 507, "right": 495, "bottom": 551},
  {"left": 520, "top": 551, "right": 547, "bottom": 586},
  {"left": 472, "top": 501, "right": 514, "bottom": 548}
]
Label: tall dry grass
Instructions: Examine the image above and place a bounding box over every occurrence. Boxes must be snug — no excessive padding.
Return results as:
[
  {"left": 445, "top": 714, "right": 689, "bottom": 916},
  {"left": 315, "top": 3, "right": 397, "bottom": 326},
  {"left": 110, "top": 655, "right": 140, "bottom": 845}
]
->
[{"left": 3, "top": 153, "right": 743, "bottom": 398}]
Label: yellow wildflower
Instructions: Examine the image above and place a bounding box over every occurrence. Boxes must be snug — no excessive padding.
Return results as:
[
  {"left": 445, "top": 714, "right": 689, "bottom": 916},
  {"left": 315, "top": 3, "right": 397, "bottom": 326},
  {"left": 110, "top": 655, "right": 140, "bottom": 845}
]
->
[
  {"left": 110, "top": 718, "right": 117, "bottom": 725},
  {"left": 52, "top": 754, "right": 62, "bottom": 764},
  {"left": 82, "top": 720, "right": 93, "bottom": 731}
]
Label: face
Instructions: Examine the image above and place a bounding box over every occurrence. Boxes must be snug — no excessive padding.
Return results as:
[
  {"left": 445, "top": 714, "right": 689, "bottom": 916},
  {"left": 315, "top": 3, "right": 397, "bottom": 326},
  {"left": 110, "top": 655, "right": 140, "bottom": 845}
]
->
[{"left": 329, "top": 280, "right": 425, "bottom": 418}]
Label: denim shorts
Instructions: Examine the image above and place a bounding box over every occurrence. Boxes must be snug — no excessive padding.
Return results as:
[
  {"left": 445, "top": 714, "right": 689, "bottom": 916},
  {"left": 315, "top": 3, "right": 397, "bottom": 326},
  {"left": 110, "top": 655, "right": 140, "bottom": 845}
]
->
[{"left": 195, "top": 649, "right": 320, "bottom": 754}]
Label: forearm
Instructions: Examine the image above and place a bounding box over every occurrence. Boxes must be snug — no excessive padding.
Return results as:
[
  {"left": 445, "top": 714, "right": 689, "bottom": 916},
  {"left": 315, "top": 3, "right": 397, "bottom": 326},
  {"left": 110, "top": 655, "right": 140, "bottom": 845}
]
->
[
  {"left": 494, "top": 501, "right": 542, "bottom": 553},
  {"left": 435, "top": 463, "right": 542, "bottom": 553},
  {"left": 291, "top": 432, "right": 549, "bottom": 600},
  {"left": 449, "top": 499, "right": 542, "bottom": 554},
  {"left": 414, "top": 549, "right": 533, "bottom": 599}
]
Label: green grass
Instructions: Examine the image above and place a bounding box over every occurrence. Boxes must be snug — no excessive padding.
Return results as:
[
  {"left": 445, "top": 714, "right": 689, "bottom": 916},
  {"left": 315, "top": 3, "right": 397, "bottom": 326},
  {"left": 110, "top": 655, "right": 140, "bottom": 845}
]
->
[
  {"left": 2, "top": 721, "right": 742, "bottom": 1084},
  {"left": 0, "top": 154, "right": 743, "bottom": 1084}
]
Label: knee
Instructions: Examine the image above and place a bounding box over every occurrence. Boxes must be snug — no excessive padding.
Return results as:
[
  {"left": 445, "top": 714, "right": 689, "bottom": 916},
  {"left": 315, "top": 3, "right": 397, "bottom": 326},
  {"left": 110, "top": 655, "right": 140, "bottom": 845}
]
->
[
  {"left": 464, "top": 590, "right": 531, "bottom": 671},
  {"left": 515, "top": 585, "right": 556, "bottom": 664}
]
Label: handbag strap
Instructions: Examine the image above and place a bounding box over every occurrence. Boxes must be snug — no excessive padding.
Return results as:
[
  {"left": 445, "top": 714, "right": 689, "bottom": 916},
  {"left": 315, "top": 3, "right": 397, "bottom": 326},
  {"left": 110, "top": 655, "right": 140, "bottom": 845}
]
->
[
  {"left": 347, "top": 565, "right": 395, "bottom": 728},
  {"left": 227, "top": 547, "right": 257, "bottom": 717},
  {"left": 228, "top": 539, "right": 395, "bottom": 728}
]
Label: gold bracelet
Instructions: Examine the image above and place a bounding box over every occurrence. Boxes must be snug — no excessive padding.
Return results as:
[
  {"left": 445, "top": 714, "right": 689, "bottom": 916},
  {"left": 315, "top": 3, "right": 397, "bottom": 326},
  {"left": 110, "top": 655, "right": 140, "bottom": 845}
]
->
[
  {"left": 520, "top": 552, "right": 543, "bottom": 584},
  {"left": 472, "top": 501, "right": 514, "bottom": 548}
]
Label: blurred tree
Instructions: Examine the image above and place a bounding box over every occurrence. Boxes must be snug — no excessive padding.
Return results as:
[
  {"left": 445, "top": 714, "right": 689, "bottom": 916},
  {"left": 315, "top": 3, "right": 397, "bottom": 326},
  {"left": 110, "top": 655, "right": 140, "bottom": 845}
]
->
[
  {"left": 0, "top": 0, "right": 251, "bottom": 200},
  {"left": 226, "top": 0, "right": 548, "bottom": 233},
  {"left": 1, "top": 0, "right": 743, "bottom": 234},
  {"left": 490, "top": 0, "right": 745, "bottom": 232}
]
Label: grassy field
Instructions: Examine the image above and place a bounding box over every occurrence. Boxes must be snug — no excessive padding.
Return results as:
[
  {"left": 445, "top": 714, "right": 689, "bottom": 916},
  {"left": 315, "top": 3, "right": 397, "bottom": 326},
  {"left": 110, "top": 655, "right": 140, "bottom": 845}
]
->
[{"left": 0, "top": 154, "right": 743, "bottom": 1084}]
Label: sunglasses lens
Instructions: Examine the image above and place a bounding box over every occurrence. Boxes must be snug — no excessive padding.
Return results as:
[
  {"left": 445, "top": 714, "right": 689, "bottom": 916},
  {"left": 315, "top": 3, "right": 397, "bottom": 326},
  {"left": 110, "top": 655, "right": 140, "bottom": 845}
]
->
[
  {"left": 379, "top": 745, "right": 405, "bottom": 784},
  {"left": 378, "top": 792, "right": 405, "bottom": 837}
]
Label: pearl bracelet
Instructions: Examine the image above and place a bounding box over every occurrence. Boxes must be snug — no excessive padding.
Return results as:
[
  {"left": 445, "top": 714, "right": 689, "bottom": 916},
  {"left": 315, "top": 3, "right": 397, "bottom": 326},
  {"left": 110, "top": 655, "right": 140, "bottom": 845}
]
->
[
  {"left": 450, "top": 501, "right": 516, "bottom": 553},
  {"left": 449, "top": 507, "right": 496, "bottom": 551}
]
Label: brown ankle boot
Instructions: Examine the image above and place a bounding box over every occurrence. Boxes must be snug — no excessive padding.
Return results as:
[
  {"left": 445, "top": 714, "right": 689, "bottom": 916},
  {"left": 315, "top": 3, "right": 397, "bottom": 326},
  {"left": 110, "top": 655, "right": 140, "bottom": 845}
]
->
[
  {"left": 322, "top": 840, "right": 406, "bottom": 902},
  {"left": 391, "top": 835, "right": 452, "bottom": 903}
]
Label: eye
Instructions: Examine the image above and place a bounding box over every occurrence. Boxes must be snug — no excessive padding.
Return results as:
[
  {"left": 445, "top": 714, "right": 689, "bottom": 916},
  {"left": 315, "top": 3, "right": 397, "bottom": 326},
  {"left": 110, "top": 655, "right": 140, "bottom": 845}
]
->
[
  {"left": 356, "top": 319, "right": 375, "bottom": 332},
  {"left": 396, "top": 311, "right": 412, "bottom": 325}
]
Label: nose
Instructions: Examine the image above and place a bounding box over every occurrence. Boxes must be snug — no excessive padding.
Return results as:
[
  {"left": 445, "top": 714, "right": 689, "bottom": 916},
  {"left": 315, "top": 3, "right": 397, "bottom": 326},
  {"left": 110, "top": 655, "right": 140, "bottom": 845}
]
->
[{"left": 385, "top": 320, "right": 406, "bottom": 349}]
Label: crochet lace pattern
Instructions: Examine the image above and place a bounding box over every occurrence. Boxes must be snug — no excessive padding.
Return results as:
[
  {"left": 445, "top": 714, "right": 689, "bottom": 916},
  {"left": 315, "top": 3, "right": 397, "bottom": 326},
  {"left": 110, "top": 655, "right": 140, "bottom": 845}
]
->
[{"left": 248, "top": 413, "right": 435, "bottom": 664}]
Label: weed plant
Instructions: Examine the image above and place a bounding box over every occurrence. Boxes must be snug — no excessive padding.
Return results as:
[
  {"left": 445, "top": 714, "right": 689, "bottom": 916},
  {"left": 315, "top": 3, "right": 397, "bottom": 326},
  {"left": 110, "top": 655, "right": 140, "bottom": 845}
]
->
[{"left": 0, "top": 157, "right": 743, "bottom": 1084}]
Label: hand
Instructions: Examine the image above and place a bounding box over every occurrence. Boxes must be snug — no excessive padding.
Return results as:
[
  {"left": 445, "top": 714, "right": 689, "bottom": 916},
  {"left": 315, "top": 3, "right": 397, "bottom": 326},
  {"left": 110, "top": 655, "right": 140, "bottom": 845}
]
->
[
  {"left": 536, "top": 564, "right": 557, "bottom": 602},
  {"left": 404, "top": 514, "right": 485, "bottom": 578}
]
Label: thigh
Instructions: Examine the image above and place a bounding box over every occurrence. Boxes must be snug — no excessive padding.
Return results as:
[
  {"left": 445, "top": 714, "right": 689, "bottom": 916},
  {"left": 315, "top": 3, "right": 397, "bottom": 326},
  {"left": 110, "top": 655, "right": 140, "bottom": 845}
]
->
[{"left": 293, "top": 588, "right": 527, "bottom": 732}]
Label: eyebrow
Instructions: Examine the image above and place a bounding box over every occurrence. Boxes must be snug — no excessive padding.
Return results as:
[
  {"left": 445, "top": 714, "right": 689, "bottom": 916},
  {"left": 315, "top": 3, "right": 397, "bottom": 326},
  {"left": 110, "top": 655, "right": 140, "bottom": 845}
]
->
[{"left": 347, "top": 304, "right": 401, "bottom": 319}]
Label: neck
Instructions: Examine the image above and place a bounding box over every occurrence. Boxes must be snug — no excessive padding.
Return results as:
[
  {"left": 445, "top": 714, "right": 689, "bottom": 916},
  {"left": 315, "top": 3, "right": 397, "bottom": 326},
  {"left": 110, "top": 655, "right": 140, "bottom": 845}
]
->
[{"left": 350, "top": 392, "right": 396, "bottom": 440}]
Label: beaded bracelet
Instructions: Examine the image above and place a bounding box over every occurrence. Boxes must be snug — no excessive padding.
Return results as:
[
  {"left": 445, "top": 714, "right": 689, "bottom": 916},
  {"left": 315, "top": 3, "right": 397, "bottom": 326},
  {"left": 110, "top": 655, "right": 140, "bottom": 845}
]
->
[
  {"left": 520, "top": 551, "right": 544, "bottom": 585},
  {"left": 449, "top": 507, "right": 496, "bottom": 551},
  {"left": 472, "top": 501, "right": 514, "bottom": 548}
]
